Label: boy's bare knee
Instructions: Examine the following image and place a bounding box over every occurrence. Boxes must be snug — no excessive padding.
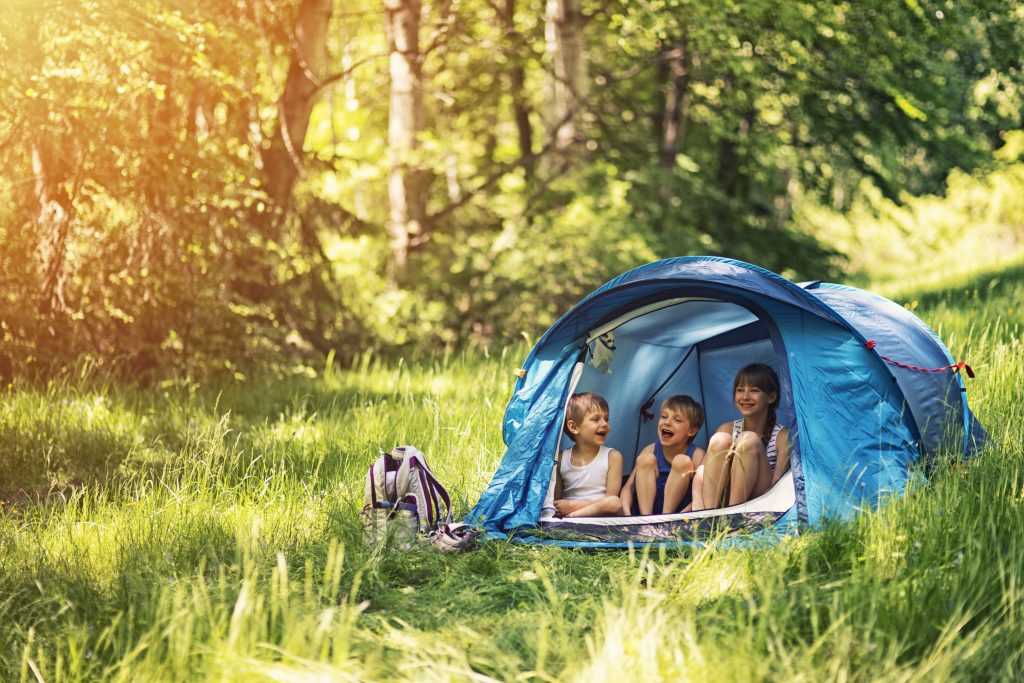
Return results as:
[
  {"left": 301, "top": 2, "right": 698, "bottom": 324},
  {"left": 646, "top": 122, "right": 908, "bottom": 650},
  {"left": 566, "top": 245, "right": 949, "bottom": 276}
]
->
[
  {"left": 601, "top": 496, "right": 622, "bottom": 515},
  {"left": 636, "top": 452, "right": 657, "bottom": 470},
  {"left": 670, "top": 455, "right": 694, "bottom": 473}
]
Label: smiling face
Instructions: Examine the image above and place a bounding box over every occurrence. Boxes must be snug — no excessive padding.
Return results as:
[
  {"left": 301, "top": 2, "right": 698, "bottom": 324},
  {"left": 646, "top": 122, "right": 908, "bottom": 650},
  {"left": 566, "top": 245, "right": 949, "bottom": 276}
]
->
[
  {"left": 732, "top": 363, "right": 781, "bottom": 421},
  {"left": 567, "top": 406, "right": 610, "bottom": 448},
  {"left": 658, "top": 406, "right": 698, "bottom": 448},
  {"left": 734, "top": 383, "right": 777, "bottom": 418}
]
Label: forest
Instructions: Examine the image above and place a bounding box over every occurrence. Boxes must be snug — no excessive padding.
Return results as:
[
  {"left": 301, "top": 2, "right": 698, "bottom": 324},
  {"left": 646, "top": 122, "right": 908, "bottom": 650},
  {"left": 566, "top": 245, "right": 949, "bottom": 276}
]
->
[
  {"left": 3, "top": 0, "right": 1022, "bottom": 381},
  {"left": 5, "top": 3, "right": 1024, "bottom": 681}
]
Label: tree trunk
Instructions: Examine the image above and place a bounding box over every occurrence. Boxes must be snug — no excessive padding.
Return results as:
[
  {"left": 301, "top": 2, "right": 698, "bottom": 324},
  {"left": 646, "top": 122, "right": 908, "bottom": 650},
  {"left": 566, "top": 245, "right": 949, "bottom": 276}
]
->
[
  {"left": 499, "top": 0, "right": 534, "bottom": 171},
  {"left": 659, "top": 36, "right": 690, "bottom": 170},
  {"left": 385, "top": 0, "right": 426, "bottom": 277},
  {"left": 261, "top": 0, "right": 334, "bottom": 217},
  {"left": 544, "top": 0, "right": 586, "bottom": 154},
  {"left": 716, "top": 75, "right": 741, "bottom": 198},
  {"left": 717, "top": 108, "right": 755, "bottom": 201},
  {"left": 25, "top": 18, "right": 73, "bottom": 316},
  {"left": 31, "top": 140, "right": 74, "bottom": 316},
  {"left": 651, "top": 49, "right": 667, "bottom": 145}
]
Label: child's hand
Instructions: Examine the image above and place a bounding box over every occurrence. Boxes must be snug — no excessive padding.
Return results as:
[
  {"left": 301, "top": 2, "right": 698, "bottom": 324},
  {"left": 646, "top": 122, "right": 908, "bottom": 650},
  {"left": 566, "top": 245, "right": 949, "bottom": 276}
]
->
[{"left": 553, "top": 499, "right": 572, "bottom": 517}]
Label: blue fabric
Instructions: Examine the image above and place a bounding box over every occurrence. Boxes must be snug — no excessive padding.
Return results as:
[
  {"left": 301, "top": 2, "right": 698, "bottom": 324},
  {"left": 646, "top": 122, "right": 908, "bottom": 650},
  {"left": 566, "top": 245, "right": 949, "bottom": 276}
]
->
[
  {"left": 779, "top": 309, "right": 921, "bottom": 522},
  {"left": 471, "top": 257, "right": 985, "bottom": 545},
  {"left": 807, "top": 283, "right": 987, "bottom": 457},
  {"left": 534, "top": 259, "right": 842, "bottom": 351},
  {"left": 558, "top": 334, "right": 702, "bottom": 467},
  {"left": 656, "top": 441, "right": 697, "bottom": 511},
  {"left": 506, "top": 257, "right": 848, "bottom": 438},
  {"left": 502, "top": 509, "right": 801, "bottom": 549},
  {"left": 469, "top": 346, "right": 580, "bottom": 532},
  {"left": 654, "top": 440, "right": 672, "bottom": 479}
]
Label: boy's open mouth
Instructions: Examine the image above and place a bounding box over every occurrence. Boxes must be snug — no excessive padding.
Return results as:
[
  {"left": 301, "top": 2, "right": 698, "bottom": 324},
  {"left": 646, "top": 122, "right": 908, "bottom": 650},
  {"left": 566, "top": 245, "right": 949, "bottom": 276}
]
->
[{"left": 660, "top": 428, "right": 674, "bottom": 440}]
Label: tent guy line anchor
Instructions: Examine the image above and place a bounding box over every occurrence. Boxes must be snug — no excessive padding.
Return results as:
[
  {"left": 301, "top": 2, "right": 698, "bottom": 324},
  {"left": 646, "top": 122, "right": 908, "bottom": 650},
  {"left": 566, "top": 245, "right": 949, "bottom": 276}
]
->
[{"left": 864, "top": 340, "right": 975, "bottom": 378}]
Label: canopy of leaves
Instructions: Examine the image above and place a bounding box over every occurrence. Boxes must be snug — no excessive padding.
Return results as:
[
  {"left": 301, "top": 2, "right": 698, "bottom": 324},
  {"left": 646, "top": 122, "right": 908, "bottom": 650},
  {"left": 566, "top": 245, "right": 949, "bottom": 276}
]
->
[{"left": 0, "top": 0, "right": 1020, "bottom": 380}]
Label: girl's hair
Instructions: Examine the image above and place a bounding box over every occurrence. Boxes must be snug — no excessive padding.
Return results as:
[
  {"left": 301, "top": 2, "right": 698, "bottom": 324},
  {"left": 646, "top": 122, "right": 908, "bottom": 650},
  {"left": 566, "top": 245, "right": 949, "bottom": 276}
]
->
[
  {"left": 564, "top": 392, "right": 609, "bottom": 439},
  {"left": 661, "top": 395, "right": 705, "bottom": 441},
  {"left": 733, "top": 363, "right": 781, "bottom": 449}
]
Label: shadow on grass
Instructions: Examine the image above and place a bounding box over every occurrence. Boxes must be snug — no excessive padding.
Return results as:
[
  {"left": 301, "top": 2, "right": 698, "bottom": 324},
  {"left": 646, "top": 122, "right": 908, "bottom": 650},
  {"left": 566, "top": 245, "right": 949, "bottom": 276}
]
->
[
  {"left": 898, "top": 259, "right": 1024, "bottom": 311},
  {"left": 0, "top": 377, "right": 433, "bottom": 501}
]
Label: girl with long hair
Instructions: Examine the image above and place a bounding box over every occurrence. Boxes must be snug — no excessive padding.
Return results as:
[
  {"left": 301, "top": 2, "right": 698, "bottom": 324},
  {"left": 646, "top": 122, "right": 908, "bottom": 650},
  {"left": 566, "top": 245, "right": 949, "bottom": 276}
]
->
[{"left": 692, "top": 363, "right": 790, "bottom": 510}]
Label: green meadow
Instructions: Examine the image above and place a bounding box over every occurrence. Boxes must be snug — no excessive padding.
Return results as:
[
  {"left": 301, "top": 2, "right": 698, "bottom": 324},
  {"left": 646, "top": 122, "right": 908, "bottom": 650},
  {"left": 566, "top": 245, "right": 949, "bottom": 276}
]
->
[
  {"left": 5, "top": 2, "right": 1023, "bottom": 680},
  {"left": 2, "top": 263, "right": 1023, "bottom": 682}
]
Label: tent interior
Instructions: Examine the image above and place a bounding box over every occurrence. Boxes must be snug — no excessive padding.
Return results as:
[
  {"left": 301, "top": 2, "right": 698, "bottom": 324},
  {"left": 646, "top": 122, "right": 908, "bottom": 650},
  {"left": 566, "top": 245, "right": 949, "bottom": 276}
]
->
[{"left": 542, "top": 296, "right": 799, "bottom": 526}]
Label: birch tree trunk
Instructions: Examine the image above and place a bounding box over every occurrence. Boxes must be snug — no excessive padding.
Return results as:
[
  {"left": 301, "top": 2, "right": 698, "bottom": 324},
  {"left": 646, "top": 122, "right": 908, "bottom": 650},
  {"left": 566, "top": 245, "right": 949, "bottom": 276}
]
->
[
  {"left": 544, "top": 0, "right": 586, "bottom": 154},
  {"left": 385, "top": 0, "right": 425, "bottom": 277}
]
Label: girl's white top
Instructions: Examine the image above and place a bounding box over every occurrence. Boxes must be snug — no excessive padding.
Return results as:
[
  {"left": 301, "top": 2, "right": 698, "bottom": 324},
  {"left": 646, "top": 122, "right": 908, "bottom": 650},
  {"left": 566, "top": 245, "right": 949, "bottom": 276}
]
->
[{"left": 559, "top": 445, "right": 610, "bottom": 500}]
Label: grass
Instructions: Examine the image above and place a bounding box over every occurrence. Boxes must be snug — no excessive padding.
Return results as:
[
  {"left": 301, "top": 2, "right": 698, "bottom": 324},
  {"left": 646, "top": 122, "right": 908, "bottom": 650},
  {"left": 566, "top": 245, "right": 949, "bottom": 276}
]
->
[{"left": 2, "top": 266, "right": 1023, "bottom": 681}]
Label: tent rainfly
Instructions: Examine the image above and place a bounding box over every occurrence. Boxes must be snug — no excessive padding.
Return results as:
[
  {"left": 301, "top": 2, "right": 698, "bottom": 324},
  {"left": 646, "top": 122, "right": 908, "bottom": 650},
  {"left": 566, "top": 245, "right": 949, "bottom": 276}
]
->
[{"left": 468, "top": 257, "right": 986, "bottom": 548}]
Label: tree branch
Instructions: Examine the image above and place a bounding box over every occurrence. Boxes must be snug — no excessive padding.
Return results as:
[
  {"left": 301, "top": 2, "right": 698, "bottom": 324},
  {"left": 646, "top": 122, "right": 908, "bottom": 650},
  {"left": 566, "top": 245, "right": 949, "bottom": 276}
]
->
[
  {"left": 312, "top": 52, "right": 388, "bottom": 93},
  {"left": 423, "top": 105, "right": 584, "bottom": 228}
]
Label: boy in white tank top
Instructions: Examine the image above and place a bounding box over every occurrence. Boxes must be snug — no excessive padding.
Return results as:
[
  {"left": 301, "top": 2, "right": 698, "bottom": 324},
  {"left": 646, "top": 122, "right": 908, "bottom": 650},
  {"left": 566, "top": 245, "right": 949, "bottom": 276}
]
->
[{"left": 541, "top": 392, "right": 624, "bottom": 518}]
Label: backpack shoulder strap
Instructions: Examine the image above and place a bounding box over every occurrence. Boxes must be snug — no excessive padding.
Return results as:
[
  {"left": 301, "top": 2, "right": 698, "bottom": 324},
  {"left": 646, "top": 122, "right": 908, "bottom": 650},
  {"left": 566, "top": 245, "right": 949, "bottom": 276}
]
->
[
  {"left": 402, "top": 451, "right": 454, "bottom": 531},
  {"left": 418, "top": 461, "right": 452, "bottom": 525}
]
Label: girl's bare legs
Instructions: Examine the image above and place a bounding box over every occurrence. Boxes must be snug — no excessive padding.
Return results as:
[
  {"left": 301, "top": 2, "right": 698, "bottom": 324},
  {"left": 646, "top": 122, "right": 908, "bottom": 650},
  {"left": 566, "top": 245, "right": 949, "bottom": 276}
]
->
[
  {"left": 633, "top": 452, "right": 658, "bottom": 515},
  {"left": 727, "top": 432, "right": 772, "bottom": 506},
  {"left": 698, "top": 432, "right": 735, "bottom": 510},
  {"left": 662, "top": 454, "right": 694, "bottom": 513}
]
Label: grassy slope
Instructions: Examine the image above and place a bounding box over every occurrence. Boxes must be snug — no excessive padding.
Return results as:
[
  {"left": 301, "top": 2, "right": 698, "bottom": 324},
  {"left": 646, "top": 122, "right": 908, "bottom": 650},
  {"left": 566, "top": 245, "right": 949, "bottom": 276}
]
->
[{"left": 1, "top": 268, "right": 1023, "bottom": 682}]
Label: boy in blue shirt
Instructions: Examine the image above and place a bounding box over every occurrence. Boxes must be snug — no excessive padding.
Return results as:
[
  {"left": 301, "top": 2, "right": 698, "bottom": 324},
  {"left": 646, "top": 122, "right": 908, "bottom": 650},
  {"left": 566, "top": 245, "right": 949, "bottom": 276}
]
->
[{"left": 620, "top": 395, "right": 705, "bottom": 515}]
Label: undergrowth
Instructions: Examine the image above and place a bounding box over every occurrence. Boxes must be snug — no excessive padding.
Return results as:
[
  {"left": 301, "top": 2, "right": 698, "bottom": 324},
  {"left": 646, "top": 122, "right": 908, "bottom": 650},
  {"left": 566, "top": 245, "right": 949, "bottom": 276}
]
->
[{"left": 1, "top": 265, "right": 1022, "bottom": 681}]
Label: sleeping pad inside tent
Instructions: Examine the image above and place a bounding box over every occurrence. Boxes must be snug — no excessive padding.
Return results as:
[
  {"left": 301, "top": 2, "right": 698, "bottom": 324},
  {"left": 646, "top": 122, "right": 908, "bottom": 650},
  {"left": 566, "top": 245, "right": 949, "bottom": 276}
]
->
[{"left": 467, "top": 257, "right": 987, "bottom": 547}]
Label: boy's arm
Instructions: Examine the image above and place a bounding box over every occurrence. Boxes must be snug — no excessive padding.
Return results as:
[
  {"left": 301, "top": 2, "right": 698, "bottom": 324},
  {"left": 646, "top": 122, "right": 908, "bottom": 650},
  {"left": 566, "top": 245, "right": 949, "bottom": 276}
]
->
[
  {"left": 554, "top": 498, "right": 599, "bottom": 515},
  {"left": 771, "top": 428, "right": 791, "bottom": 485},
  {"left": 553, "top": 449, "right": 564, "bottom": 500},
  {"left": 691, "top": 446, "right": 706, "bottom": 468},
  {"left": 605, "top": 449, "right": 624, "bottom": 497}
]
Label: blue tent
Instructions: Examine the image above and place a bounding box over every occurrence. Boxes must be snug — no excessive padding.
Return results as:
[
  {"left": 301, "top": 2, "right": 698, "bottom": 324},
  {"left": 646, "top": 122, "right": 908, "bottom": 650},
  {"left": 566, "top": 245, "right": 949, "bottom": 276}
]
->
[{"left": 468, "top": 256, "right": 986, "bottom": 547}]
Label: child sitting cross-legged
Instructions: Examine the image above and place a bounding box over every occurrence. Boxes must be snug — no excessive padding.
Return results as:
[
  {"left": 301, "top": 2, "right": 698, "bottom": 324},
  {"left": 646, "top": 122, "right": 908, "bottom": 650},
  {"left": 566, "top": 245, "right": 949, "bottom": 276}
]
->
[
  {"left": 542, "top": 392, "right": 624, "bottom": 518},
  {"left": 620, "top": 395, "right": 706, "bottom": 515}
]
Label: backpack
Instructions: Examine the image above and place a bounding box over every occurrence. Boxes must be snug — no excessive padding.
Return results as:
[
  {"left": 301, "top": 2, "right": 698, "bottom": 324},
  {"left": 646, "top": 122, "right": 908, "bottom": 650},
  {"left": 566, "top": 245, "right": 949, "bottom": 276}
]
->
[{"left": 361, "top": 445, "right": 477, "bottom": 551}]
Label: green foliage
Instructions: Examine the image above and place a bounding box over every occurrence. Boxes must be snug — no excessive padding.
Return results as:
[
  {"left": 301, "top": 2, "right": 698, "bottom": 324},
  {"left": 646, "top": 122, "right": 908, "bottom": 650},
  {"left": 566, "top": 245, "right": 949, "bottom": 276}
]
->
[
  {"left": 589, "top": 0, "right": 1022, "bottom": 260},
  {"left": 2, "top": 263, "right": 1024, "bottom": 680},
  {"left": 0, "top": 1, "right": 304, "bottom": 379},
  {"left": 411, "top": 169, "right": 662, "bottom": 347},
  {"left": 799, "top": 160, "right": 1024, "bottom": 296},
  {"left": 1, "top": 0, "right": 1022, "bottom": 379}
]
